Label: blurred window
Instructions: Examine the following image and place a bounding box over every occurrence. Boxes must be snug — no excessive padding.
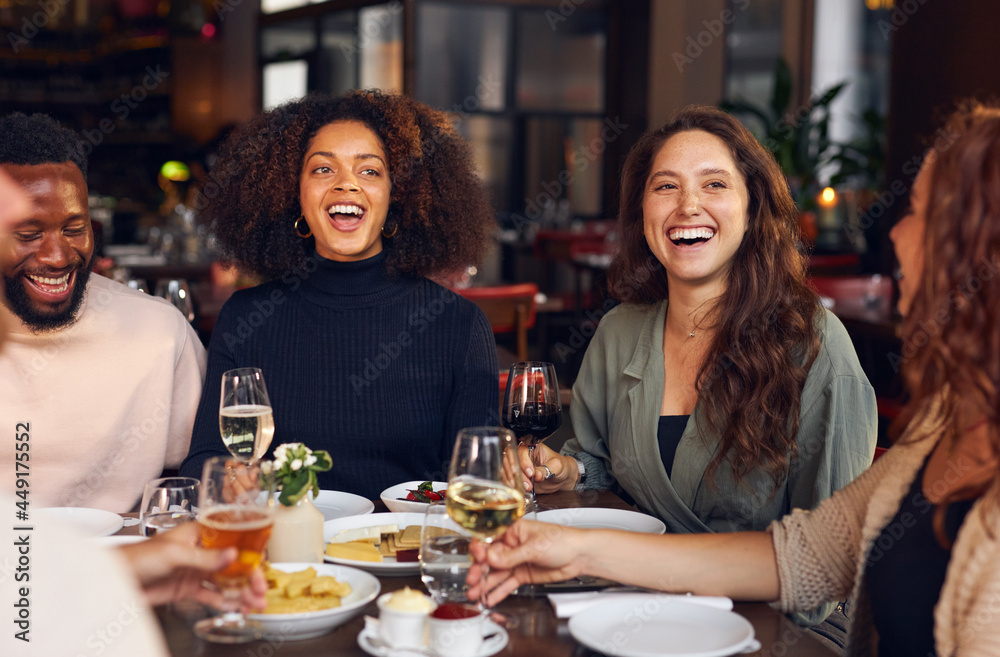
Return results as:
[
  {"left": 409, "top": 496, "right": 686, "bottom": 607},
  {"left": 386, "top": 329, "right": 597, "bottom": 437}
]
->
[
  {"left": 415, "top": 3, "right": 508, "bottom": 112},
  {"left": 515, "top": 10, "right": 605, "bottom": 113},
  {"left": 261, "top": 19, "right": 317, "bottom": 60},
  {"left": 263, "top": 60, "right": 308, "bottom": 109}
]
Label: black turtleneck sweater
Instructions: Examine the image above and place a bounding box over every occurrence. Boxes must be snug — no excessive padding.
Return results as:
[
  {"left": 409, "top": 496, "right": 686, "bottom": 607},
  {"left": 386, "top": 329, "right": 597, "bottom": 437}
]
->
[{"left": 180, "top": 251, "right": 499, "bottom": 499}]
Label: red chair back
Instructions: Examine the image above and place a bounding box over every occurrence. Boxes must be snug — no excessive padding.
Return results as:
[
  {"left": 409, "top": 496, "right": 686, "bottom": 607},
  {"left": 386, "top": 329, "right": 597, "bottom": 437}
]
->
[{"left": 457, "top": 283, "right": 539, "bottom": 361}]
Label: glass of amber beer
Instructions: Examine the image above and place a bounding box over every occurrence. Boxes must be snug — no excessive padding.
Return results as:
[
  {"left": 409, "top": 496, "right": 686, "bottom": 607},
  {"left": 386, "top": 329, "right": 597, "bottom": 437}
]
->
[{"left": 194, "top": 456, "right": 276, "bottom": 643}]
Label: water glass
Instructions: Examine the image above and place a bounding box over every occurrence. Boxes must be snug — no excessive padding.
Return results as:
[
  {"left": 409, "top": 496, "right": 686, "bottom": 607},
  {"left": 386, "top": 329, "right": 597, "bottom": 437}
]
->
[
  {"left": 139, "top": 477, "right": 199, "bottom": 537},
  {"left": 420, "top": 504, "right": 472, "bottom": 604}
]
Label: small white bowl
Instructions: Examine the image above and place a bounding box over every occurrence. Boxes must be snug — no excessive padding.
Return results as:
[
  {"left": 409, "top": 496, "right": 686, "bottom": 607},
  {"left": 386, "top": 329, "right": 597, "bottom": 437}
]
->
[
  {"left": 380, "top": 481, "right": 449, "bottom": 514},
  {"left": 376, "top": 591, "right": 436, "bottom": 649},
  {"left": 247, "top": 562, "right": 380, "bottom": 640}
]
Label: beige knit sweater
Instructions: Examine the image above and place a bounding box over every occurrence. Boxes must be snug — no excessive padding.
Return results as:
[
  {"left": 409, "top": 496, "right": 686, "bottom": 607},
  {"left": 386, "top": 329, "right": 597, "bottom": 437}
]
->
[{"left": 769, "top": 402, "right": 1000, "bottom": 656}]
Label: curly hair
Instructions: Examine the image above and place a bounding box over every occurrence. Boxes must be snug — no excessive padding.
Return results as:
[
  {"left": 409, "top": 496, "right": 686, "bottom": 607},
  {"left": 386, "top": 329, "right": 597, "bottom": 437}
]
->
[
  {"left": 607, "top": 105, "right": 821, "bottom": 490},
  {"left": 202, "top": 90, "right": 495, "bottom": 279},
  {"left": 0, "top": 112, "right": 87, "bottom": 180},
  {"left": 895, "top": 102, "right": 1000, "bottom": 447}
]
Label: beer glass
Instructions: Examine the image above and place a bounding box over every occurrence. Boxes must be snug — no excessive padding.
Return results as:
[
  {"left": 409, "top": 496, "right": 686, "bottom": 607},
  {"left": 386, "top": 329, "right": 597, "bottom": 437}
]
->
[{"left": 194, "top": 457, "right": 276, "bottom": 643}]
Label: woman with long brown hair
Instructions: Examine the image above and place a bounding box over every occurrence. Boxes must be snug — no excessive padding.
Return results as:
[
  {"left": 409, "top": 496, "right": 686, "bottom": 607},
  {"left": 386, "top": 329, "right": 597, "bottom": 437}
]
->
[
  {"left": 483, "top": 102, "right": 1000, "bottom": 655},
  {"left": 524, "top": 106, "right": 876, "bottom": 530},
  {"left": 519, "top": 107, "right": 876, "bottom": 634}
]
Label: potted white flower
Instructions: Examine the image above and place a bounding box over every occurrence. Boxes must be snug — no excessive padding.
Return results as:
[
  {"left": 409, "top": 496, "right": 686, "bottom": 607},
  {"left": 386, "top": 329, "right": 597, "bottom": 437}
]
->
[{"left": 265, "top": 443, "right": 332, "bottom": 562}]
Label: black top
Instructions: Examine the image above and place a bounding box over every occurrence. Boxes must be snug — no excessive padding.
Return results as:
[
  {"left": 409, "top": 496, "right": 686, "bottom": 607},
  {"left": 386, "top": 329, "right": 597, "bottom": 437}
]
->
[
  {"left": 656, "top": 415, "right": 690, "bottom": 477},
  {"left": 866, "top": 456, "right": 976, "bottom": 657},
  {"left": 180, "top": 251, "right": 499, "bottom": 499}
]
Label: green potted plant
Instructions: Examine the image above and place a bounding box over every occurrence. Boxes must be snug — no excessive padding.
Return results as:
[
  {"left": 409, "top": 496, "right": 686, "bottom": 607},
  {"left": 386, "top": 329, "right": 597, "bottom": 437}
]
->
[{"left": 720, "top": 58, "right": 846, "bottom": 210}]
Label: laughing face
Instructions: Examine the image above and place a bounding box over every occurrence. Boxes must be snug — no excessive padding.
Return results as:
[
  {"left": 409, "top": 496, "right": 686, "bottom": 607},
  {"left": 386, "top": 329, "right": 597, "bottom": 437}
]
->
[
  {"left": 642, "top": 130, "right": 750, "bottom": 294},
  {"left": 1, "top": 162, "right": 94, "bottom": 332},
  {"left": 299, "top": 120, "right": 392, "bottom": 263}
]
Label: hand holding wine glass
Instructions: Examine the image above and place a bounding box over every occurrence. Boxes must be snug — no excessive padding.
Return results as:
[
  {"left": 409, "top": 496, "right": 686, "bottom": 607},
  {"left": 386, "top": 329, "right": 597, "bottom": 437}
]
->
[
  {"left": 219, "top": 367, "right": 275, "bottom": 464},
  {"left": 502, "top": 362, "right": 563, "bottom": 509},
  {"left": 446, "top": 427, "right": 525, "bottom": 611},
  {"left": 193, "top": 457, "right": 276, "bottom": 643}
]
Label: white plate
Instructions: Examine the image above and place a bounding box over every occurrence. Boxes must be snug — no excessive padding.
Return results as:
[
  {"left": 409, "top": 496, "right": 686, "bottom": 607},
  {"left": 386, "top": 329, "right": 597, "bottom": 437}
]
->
[
  {"left": 91, "top": 535, "right": 148, "bottom": 547},
  {"left": 568, "top": 598, "right": 755, "bottom": 657},
  {"left": 358, "top": 618, "right": 508, "bottom": 657},
  {"left": 536, "top": 508, "right": 666, "bottom": 534},
  {"left": 324, "top": 513, "right": 427, "bottom": 575},
  {"left": 247, "top": 562, "right": 380, "bottom": 641},
  {"left": 380, "top": 480, "right": 449, "bottom": 514},
  {"left": 313, "top": 490, "right": 376, "bottom": 522},
  {"left": 35, "top": 507, "right": 124, "bottom": 537}
]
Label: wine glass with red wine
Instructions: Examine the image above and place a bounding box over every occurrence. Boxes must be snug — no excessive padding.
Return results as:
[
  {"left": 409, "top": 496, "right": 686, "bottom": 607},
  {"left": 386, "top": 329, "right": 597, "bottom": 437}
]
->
[{"left": 502, "top": 361, "right": 563, "bottom": 511}]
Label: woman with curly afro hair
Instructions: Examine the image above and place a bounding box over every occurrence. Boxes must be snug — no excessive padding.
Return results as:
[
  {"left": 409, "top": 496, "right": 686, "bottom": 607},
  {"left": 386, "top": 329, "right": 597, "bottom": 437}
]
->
[{"left": 180, "top": 91, "right": 499, "bottom": 498}]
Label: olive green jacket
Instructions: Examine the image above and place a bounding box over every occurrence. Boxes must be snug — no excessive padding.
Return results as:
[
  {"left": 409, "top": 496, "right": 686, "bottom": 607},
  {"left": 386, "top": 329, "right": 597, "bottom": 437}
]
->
[{"left": 563, "top": 301, "right": 877, "bottom": 534}]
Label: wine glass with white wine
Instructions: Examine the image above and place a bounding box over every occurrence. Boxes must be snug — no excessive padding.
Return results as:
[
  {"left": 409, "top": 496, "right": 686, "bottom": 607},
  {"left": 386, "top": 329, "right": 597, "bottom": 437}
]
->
[
  {"left": 219, "top": 368, "right": 275, "bottom": 464},
  {"left": 446, "top": 426, "right": 525, "bottom": 612}
]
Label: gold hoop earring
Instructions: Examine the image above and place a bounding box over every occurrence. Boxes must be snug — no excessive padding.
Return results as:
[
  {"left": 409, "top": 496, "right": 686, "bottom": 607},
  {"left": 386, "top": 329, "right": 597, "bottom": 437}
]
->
[
  {"left": 294, "top": 216, "right": 312, "bottom": 238},
  {"left": 381, "top": 223, "right": 398, "bottom": 238}
]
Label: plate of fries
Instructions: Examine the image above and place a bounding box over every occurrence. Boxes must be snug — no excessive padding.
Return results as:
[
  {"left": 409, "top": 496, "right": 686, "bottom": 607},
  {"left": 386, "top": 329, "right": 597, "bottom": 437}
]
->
[
  {"left": 246, "top": 562, "right": 380, "bottom": 640},
  {"left": 323, "top": 513, "right": 429, "bottom": 575}
]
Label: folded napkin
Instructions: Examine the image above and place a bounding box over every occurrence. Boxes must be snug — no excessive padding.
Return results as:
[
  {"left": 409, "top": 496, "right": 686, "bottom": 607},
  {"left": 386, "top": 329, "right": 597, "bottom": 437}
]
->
[{"left": 548, "top": 590, "right": 733, "bottom": 619}]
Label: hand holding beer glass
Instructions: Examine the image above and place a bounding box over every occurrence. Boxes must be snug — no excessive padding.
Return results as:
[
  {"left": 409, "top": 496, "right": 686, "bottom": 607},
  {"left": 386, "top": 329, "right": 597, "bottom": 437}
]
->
[{"left": 194, "top": 456, "right": 276, "bottom": 643}]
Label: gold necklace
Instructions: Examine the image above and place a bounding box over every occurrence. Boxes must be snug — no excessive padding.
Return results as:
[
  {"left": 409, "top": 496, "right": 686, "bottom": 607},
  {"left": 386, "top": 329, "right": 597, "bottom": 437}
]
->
[{"left": 667, "top": 312, "right": 697, "bottom": 339}]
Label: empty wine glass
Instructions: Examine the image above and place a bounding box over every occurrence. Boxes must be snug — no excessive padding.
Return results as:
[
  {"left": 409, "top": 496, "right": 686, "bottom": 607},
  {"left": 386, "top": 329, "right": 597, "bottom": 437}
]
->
[
  {"left": 502, "top": 362, "right": 563, "bottom": 511},
  {"left": 139, "top": 477, "right": 199, "bottom": 536},
  {"left": 219, "top": 368, "right": 275, "bottom": 464},
  {"left": 155, "top": 278, "right": 195, "bottom": 322},
  {"left": 126, "top": 278, "right": 149, "bottom": 293}
]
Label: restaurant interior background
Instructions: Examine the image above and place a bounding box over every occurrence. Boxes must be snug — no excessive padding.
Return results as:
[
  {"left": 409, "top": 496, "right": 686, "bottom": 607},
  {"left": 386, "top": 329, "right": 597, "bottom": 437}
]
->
[{"left": 3, "top": 0, "right": 1000, "bottom": 447}]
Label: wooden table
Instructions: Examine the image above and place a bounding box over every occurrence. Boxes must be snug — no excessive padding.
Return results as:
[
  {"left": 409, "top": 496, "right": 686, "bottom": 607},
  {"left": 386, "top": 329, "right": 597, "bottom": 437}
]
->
[{"left": 142, "top": 490, "right": 836, "bottom": 656}]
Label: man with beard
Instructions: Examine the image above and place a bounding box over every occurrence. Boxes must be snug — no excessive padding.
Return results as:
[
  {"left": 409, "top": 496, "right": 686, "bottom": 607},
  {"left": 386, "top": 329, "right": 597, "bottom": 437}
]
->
[{"left": 0, "top": 113, "right": 206, "bottom": 513}]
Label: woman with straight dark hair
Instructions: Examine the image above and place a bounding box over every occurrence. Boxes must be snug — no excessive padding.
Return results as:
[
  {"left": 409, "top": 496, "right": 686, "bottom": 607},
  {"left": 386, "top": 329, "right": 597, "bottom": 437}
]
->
[
  {"left": 482, "top": 101, "right": 1000, "bottom": 656},
  {"left": 518, "top": 106, "right": 877, "bottom": 631}
]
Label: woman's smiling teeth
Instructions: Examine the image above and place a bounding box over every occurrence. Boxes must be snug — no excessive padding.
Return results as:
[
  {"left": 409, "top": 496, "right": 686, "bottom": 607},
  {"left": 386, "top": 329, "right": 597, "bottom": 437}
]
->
[
  {"left": 668, "top": 227, "right": 716, "bottom": 245},
  {"left": 327, "top": 203, "right": 364, "bottom": 217}
]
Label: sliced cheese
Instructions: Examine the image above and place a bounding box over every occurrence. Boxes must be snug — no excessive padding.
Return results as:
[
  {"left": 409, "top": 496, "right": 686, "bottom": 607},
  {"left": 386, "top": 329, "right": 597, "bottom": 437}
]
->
[
  {"left": 325, "top": 541, "right": 383, "bottom": 562},
  {"left": 329, "top": 524, "right": 399, "bottom": 544}
]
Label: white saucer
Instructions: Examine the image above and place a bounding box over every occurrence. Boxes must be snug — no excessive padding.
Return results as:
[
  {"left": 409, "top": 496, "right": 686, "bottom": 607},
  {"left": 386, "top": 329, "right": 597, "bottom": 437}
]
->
[
  {"left": 35, "top": 507, "right": 124, "bottom": 537},
  {"left": 357, "top": 618, "right": 508, "bottom": 657}
]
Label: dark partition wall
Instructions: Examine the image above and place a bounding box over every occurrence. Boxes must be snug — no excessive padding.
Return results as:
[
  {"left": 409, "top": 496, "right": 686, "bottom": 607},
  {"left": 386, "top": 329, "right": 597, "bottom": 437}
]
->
[{"left": 879, "top": 0, "right": 1000, "bottom": 272}]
